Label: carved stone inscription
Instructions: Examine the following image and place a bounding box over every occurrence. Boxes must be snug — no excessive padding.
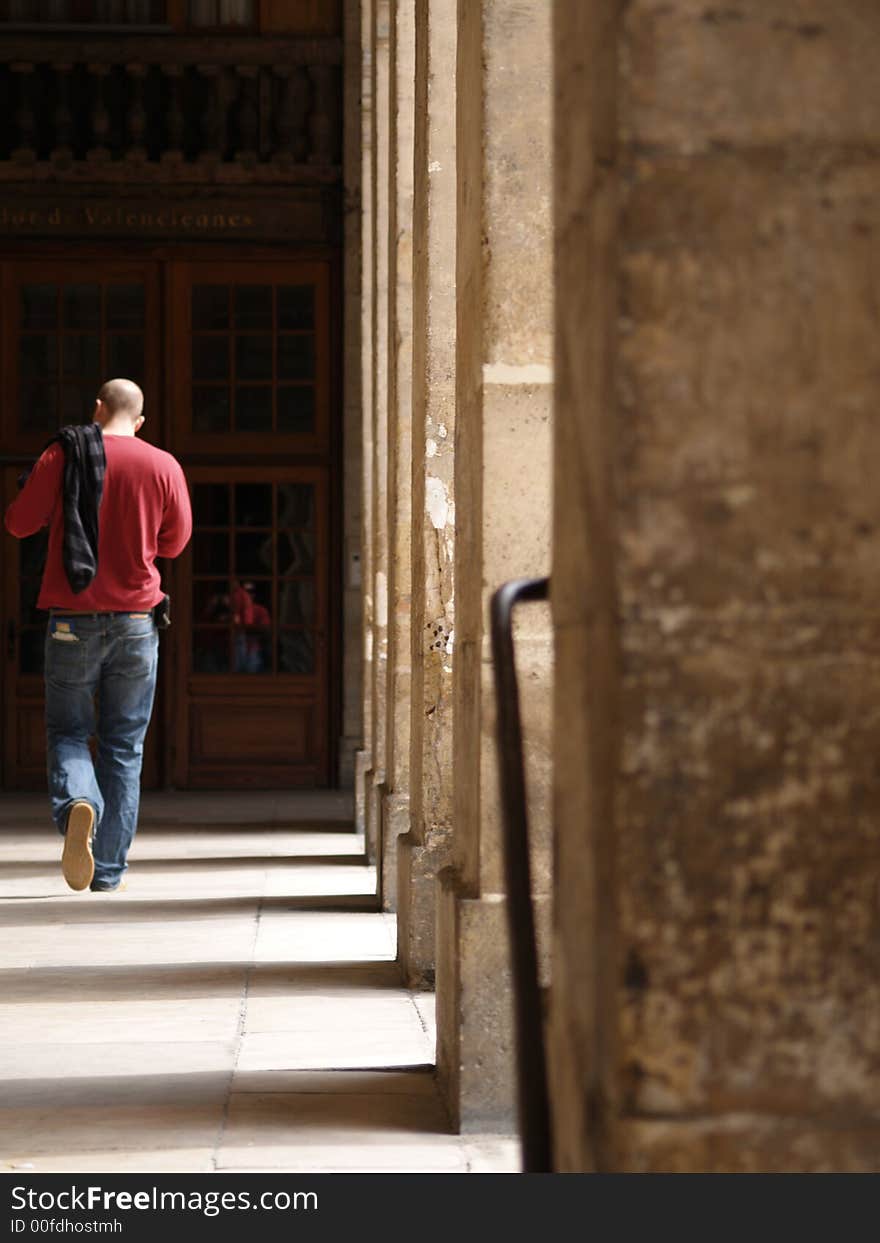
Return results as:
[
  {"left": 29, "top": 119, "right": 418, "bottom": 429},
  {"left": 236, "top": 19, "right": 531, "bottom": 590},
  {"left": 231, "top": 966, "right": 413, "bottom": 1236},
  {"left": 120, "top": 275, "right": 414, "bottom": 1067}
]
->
[{"left": 0, "top": 196, "right": 330, "bottom": 240}]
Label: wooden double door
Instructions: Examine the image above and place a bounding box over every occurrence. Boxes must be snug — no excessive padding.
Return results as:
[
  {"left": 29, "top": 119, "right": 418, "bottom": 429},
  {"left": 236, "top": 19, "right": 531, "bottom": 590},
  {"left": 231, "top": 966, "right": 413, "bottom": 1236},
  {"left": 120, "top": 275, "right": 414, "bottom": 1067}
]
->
[{"left": 1, "top": 252, "right": 337, "bottom": 789}]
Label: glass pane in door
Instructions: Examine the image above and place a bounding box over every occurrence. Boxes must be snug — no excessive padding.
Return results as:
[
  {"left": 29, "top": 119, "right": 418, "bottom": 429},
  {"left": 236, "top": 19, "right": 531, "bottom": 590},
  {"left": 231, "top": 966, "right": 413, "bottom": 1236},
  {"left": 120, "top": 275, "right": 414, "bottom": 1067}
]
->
[
  {"left": 21, "top": 284, "right": 57, "bottom": 328},
  {"left": 106, "top": 284, "right": 145, "bottom": 328},
  {"left": 189, "top": 280, "right": 319, "bottom": 437},
  {"left": 17, "top": 532, "right": 48, "bottom": 675},
  {"left": 17, "top": 279, "right": 147, "bottom": 433}
]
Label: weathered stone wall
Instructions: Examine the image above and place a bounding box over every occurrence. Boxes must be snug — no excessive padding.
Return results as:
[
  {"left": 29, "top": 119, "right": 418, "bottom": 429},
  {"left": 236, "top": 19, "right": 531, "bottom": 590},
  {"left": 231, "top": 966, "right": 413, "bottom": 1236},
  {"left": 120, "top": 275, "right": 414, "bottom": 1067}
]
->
[{"left": 551, "top": 0, "right": 880, "bottom": 1171}]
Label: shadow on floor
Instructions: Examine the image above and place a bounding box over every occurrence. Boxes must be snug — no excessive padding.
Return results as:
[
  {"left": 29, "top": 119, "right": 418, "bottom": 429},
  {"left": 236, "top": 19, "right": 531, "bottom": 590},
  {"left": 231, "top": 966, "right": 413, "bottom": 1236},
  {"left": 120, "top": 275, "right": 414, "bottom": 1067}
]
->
[
  {"left": 0, "top": 855, "right": 368, "bottom": 877},
  {"left": 0, "top": 894, "right": 380, "bottom": 923},
  {"left": 0, "top": 960, "right": 407, "bottom": 1002},
  {"left": 0, "top": 1067, "right": 451, "bottom": 1165}
]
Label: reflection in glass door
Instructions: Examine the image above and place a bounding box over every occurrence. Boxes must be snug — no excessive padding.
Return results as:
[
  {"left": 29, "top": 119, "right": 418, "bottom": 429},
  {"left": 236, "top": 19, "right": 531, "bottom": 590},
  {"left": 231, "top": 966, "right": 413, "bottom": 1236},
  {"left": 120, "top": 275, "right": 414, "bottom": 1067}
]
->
[
  {"left": 175, "top": 465, "right": 329, "bottom": 789},
  {"left": 190, "top": 480, "right": 318, "bottom": 676}
]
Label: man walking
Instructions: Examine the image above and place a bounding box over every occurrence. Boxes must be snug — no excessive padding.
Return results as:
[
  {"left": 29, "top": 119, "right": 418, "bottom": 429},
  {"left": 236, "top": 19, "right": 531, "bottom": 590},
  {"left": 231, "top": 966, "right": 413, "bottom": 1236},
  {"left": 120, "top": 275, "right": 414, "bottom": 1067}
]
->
[{"left": 4, "top": 379, "right": 192, "bottom": 892}]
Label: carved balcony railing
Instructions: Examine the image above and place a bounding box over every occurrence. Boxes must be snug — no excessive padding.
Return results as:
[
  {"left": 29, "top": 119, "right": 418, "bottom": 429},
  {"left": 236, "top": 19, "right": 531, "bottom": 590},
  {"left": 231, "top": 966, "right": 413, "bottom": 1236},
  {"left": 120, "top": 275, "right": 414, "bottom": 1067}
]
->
[{"left": 0, "top": 36, "right": 342, "bottom": 182}]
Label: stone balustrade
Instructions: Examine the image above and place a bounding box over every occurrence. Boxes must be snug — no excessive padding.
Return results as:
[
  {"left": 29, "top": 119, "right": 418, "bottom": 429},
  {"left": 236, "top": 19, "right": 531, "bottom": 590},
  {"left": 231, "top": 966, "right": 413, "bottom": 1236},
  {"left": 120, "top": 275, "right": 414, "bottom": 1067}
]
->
[{"left": 0, "top": 37, "right": 342, "bottom": 174}]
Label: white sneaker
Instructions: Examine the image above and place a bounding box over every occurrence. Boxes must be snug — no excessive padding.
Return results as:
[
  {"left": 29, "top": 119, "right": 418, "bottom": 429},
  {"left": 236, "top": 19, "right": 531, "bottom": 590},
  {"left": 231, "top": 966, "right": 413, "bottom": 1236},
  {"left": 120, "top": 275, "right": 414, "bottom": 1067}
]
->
[{"left": 61, "top": 801, "right": 95, "bottom": 892}]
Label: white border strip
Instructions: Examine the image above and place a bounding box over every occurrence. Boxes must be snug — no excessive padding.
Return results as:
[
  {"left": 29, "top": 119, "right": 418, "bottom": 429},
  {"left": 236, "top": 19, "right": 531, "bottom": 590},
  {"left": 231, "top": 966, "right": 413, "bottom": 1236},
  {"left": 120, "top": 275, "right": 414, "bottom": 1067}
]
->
[{"left": 482, "top": 362, "right": 554, "bottom": 385}]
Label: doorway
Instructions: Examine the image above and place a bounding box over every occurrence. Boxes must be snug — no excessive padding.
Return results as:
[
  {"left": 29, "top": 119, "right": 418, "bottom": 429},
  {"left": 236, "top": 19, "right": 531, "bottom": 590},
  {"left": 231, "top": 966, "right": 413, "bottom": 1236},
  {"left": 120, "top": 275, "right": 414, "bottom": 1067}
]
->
[{"left": 0, "top": 251, "right": 338, "bottom": 789}]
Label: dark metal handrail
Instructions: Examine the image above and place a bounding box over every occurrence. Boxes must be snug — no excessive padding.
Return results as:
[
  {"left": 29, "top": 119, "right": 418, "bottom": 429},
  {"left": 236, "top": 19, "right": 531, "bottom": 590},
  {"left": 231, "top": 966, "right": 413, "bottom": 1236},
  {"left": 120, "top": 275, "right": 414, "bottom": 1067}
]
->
[{"left": 490, "top": 575, "right": 552, "bottom": 1173}]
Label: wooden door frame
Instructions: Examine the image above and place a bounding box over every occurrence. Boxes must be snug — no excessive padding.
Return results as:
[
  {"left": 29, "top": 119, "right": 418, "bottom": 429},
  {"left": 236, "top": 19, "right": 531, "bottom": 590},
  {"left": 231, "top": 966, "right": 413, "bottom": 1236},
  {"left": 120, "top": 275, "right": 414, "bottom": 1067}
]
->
[
  {"left": 0, "top": 239, "right": 344, "bottom": 790},
  {"left": 1, "top": 469, "right": 43, "bottom": 789},
  {"left": 167, "top": 256, "right": 333, "bottom": 458}
]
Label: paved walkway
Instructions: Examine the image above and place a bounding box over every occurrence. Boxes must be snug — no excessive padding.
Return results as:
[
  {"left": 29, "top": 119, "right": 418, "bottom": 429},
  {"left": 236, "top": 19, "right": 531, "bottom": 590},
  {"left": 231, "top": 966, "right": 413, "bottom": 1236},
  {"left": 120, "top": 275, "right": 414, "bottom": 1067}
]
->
[{"left": 0, "top": 794, "right": 519, "bottom": 1174}]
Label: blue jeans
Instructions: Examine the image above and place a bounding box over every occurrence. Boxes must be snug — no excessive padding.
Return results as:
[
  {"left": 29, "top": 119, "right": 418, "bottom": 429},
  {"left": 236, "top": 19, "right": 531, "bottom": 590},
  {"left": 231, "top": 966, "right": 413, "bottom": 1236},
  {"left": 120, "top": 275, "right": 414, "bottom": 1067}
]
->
[{"left": 45, "top": 612, "right": 159, "bottom": 888}]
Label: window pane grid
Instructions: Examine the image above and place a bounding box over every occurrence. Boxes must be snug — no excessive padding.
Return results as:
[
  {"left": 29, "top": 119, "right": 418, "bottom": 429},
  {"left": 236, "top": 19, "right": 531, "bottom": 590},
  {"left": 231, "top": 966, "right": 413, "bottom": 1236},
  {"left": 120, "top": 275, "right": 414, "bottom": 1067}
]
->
[
  {"left": 190, "top": 282, "right": 316, "bottom": 438},
  {"left": 19, "top": 281, "right": 146, "bottom": 433},
  {"left": 18, "top": 536, "right": 49, "bottom": 674}
]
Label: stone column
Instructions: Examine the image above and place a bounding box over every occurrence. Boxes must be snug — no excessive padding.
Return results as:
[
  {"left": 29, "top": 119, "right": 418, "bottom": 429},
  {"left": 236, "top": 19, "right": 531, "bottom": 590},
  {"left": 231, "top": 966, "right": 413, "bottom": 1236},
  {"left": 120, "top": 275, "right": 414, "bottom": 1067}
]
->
[
  {"left": 548, "top": 0, "right": 619, "bottom": 1173},
  {"left": 341, "top": 0, "right": 363, "bottom": 790},
  {"left": 355, "top": 0, "right": 375, "bottom": 837},
  {"left": 549, "top": 0, "right": 880, "bottom": 1174},
  {"left": 364, "top": 0, "right": 391, "bottom": 864},
  {"left": 380, "top": 0, "right": 416, "bottom": 909},
  {"left": 436, "top": 0, "right": 554, "bottom": 1132},
  {"left": 616, "top": 0, "right": 880, "bottom": 1174},
  {"left": 397, "top": 0, "right": 457, "bottom": 987}
]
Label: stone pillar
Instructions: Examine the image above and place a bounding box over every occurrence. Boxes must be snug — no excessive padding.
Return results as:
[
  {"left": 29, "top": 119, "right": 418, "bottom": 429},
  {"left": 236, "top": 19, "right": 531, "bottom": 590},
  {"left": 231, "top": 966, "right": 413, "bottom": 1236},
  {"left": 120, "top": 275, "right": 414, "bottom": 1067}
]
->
[
  {"left": 397, "top": 0, "right": 457, "bottom": 987},
  {"left": 355, "top": 0, "right": 375, "bottom": 837},
  {"left": 436, "top": 0, "right": 554, "bottom": 1132},
  {"left": 380, "top": 0, "right": 416, "bottom": 909},
  {"left": 548, "top": 0, "right": 619, "bottom": 1173},
  {"left": 549, "top": 0, "right": 880, "bottom": 1173},
  {"left": 341, "top": 0, "right": 363, "bottom": 791},
  {"left": 364, "top": 0, "right": 391, "bottom": 864}
]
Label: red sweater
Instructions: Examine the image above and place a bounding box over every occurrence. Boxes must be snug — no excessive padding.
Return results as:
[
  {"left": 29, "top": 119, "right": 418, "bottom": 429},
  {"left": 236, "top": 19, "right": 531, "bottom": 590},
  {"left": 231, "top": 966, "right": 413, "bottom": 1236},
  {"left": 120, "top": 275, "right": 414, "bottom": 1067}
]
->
[{"left": 4, "top": 433, "right": 192, "bottom": 612}]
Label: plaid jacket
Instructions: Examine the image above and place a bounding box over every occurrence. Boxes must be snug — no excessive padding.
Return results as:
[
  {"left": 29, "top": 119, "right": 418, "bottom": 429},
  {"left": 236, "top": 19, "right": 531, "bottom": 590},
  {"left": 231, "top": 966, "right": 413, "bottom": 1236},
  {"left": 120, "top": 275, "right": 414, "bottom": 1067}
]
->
[{"left": 50, "top": 423, "right": 107, "bottom": 594}]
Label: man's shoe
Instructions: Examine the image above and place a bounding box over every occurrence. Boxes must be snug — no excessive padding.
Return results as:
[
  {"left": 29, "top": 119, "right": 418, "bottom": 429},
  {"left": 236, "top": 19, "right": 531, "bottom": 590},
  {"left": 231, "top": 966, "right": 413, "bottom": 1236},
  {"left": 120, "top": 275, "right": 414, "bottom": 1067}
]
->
[
  {"left": 61, "top": 801, "right": 95, "bottom": 892},
  {"left": 89, "top": 878, "right": 127, "bottom": 893}
]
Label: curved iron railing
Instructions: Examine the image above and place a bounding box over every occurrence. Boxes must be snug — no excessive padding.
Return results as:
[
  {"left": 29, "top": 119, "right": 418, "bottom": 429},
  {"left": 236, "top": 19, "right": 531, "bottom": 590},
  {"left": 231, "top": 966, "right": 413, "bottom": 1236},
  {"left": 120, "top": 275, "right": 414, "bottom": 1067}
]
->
[{"left": 490, "top": 575, "right": 552, "bottom": 1173}]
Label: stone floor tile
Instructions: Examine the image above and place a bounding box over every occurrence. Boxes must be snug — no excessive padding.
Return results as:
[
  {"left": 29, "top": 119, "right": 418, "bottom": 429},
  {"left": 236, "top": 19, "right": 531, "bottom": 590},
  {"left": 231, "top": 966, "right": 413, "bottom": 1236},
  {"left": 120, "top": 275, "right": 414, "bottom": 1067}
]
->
[
  {"left": 129, "top": 831, "right": 363, "bottom": 862},
  {"left": 463, "top": 1137, "right": 523, "bottom": 1172},
  {"left": 217, "top": 1091, "right": 462, "bottom": 1170},
  {"left": 0, "top": 998, "right": 242, "bottom": 1045},
  {"left": 0, "top": 964, "right": 246, "bottom": 1004},
  {"left": 1, "top": 1151, "right": 218, "bottom": 1174},
  {"left": 20, "top": 924, "right": 257, "bottom": 968},
  {"left": 246, "top": 960, "right": 405, "bottom": 997},
  {"left": 218, "top": 1160, "right": 471, "bottom": 1173},
  {"left": 0, "top": 898, "right": 262, "bottom": 928},
  {"left": 236, "top": 1028, "right": 433, "bottom": 1072},
  {"left": 1, "top": 1071, "right": 232, "bottom": 1110},
  {"left": 0, "top": 1041, "right": 238, "bottom": 1081},
  {"left": 262, "top": 864, "right": 375, "bottom": 898},
  {"left": 253, "top": 911, "right": 395, "bottom": 962},
  {"left": 216, "top": 1146, "right": 468, "bottom": 1171},
  {"left": 243, "top": 992, "right": 418, "bottom": 1032},
  {"left": 0, "top": 1103, "right": 225, "bottom": 1159}
]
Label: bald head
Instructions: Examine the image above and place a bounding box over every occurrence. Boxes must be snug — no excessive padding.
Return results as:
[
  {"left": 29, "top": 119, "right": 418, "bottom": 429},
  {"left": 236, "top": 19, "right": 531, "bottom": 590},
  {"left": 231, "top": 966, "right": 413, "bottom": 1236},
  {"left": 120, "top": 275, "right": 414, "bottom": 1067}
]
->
[
  {"left": 97, "top": 379, "right": 143, "bottom": 419},
  {"left": 93, "top": 379, "right": 145, "bottom": 436}
]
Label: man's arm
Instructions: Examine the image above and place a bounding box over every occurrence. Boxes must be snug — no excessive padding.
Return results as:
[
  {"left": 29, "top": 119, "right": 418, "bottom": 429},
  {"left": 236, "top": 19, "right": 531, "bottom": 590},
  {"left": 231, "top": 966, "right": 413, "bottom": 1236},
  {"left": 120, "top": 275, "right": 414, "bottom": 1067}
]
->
[
  {"left": 157, "top": 461, "right": 193, "bottom": 559},
  {"left": 4, "top": 444, "right": 63, "bottom": 538}
]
